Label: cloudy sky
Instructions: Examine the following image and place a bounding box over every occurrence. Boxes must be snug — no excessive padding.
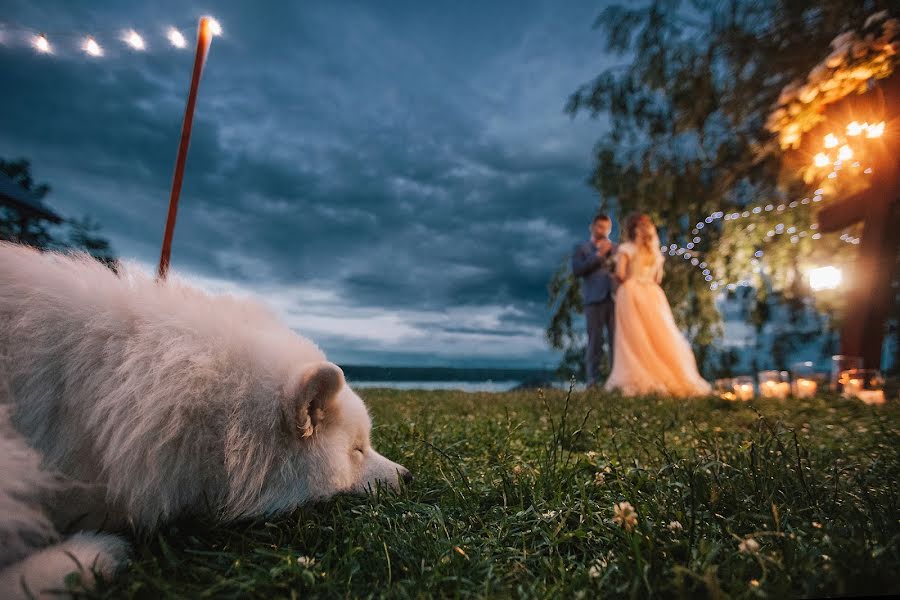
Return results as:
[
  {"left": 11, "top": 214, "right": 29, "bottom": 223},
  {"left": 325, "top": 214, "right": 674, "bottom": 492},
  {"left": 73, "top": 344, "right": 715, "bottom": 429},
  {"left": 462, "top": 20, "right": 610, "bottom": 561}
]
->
[{"left": 0, "top": 0, "right": 620, "bottom": 368}]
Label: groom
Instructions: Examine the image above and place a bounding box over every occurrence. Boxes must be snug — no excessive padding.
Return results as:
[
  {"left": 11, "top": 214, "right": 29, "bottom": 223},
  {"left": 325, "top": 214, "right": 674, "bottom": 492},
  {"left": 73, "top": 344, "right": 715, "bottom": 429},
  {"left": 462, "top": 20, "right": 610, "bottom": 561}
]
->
[{"left": 572, "top": 213, "right": 617, "bottom": 387}]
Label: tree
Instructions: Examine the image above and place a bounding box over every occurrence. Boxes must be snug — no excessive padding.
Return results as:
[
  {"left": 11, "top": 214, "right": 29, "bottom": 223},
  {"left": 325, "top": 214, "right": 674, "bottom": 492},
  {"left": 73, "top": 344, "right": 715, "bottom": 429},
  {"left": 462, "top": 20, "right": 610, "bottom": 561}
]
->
[
  {"left": 0, "top": 158, "right": 56, "bottom": 248},
  {"left": 548, "top": 0, "right": 898, "bottom": 377},
  {"left": 0, "top": 158, "right": 116, "bottom": 262}
]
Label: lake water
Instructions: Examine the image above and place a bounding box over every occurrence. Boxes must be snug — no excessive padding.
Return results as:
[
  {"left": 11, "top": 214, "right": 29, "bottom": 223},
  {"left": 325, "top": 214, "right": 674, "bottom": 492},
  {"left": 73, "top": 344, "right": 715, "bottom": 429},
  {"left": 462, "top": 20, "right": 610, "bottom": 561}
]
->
[{"left": 349, "top": 380, "right": 580, "bottom": 392}]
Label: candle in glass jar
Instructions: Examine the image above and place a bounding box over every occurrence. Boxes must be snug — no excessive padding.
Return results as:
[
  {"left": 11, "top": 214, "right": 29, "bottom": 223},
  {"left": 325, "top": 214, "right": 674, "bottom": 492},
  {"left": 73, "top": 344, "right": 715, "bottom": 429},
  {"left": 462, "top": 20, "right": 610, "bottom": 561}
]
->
[
  {"left": 794, "top": 378, "right": 817, "bottom": 398},
  {"left": 856, "top": 389, "right": 885, "bottom": 405},
  {"left": 760, "top": 380, "right": 790, "bottom": 399},
  {"left": 734, "top": 383, "right": 754, "bottom": 400},
  {"left": 843, "top": 378, "right": 863, "bottom": 397}
]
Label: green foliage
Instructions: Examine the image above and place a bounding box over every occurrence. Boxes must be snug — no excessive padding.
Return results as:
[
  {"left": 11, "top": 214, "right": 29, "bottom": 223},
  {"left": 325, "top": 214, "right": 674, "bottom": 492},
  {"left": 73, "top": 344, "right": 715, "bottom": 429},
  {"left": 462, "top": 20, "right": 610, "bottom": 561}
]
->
[
  {"left": 91, "top": 388, "right": 900, "bottom": 598},
  {"left": 548, "top": 1, "right": 898, "bottom": 375},
  {"left": 0, "top": 157, "right": 115, "bottom": 262},
  {"left": 545, "top": 258, "right": 585, "bottom": 379},
  {"left": 68, "top": 215, "right": 117, "bottom": 267},
  {"left": 0, "top": 158, "right": 56, "bottom": 248}
]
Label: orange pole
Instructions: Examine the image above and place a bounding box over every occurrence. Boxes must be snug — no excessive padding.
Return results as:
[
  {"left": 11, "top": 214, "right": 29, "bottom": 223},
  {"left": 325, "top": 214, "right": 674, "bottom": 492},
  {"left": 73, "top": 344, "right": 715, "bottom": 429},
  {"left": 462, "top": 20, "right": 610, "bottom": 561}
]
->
[{"left": 158, "top": 17, "right": 213, "bottom": 280}]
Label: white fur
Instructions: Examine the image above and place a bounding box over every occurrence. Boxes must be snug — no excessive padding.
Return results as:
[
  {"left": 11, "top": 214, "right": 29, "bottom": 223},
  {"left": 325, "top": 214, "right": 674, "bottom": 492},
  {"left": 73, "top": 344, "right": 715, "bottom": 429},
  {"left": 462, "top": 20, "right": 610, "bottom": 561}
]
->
[{"left": 0, "top": 242, "right": 409, "bottom": 597}]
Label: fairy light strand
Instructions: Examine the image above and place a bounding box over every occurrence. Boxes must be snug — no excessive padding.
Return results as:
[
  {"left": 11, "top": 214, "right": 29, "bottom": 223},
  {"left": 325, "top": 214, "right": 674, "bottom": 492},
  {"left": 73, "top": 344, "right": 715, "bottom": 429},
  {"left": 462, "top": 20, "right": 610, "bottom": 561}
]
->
[
  {"left": 663, "top": 218, "right": 858, "bottom": 292},
  {"left": 670, "top": 118, "right": 883, "bottom": 292},
  {"left": 0, "top": 17, "right": 221, "bottom": 55}
]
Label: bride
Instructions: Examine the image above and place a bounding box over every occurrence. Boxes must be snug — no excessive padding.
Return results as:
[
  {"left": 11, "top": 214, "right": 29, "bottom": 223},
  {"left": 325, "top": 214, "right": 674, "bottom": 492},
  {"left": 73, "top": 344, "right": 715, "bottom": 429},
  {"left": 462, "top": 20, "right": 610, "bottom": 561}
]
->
[{"left": 604, "top": 213, "right": 712, "bottom": 397}]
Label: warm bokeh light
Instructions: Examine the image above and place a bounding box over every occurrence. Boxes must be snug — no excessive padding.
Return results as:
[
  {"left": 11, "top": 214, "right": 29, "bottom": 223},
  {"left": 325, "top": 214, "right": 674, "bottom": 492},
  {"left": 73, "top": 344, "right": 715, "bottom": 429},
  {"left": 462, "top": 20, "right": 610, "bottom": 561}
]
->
[
  {"left": 808, "top": 266, "right": 843, "bottom": 291},
  {"left": 824, "top": 133, "right": 839, "bottom": 148},
  {"left": 837, "top": 145, "right": 853, "bottom": 161},
  {"left": 32, "top": 33, "right": 51, "bottom": 53},
  {"left": 167, "top": 27, "right": 187, "bottom": 48},
  {"left": 814, "top": 152, "right": 830, "bottom": 167},
  {"left": 82, "top": 36, "right": 103, "bottom": 57},
  {"left": 206, "top": 17, "right": 222, "bottom": 37},
  {"left": 846, "top": 121, "right": 863, "bottom": 136},
  {"left": 123, "top": 29, "right": 145, "bottom": 50},
  {"left": 866, "top": 121, "right": 885, "bottom": 138}
]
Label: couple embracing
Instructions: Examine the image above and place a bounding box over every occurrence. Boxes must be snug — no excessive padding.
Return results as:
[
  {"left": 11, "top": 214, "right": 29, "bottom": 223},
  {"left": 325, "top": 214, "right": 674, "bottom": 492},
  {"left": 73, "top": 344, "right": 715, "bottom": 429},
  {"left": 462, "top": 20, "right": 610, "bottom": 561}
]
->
[{"left": 572, "top": 213, "right": 711, "bottom": 397}]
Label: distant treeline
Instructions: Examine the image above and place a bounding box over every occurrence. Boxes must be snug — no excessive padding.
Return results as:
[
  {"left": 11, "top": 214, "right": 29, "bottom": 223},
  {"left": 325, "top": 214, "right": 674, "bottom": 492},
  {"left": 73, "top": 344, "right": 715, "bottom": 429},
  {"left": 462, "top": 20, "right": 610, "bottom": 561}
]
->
[{"left": 339, "top": 365, "right": 555, "bottom": 383}]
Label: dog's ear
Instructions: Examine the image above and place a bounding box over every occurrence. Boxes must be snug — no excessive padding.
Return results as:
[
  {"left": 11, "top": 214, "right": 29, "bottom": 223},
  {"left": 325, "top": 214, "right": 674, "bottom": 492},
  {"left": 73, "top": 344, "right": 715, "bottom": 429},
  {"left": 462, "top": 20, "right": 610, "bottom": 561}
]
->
[{"left": 291, "top": 361, "right": 345, "bottom": 438}]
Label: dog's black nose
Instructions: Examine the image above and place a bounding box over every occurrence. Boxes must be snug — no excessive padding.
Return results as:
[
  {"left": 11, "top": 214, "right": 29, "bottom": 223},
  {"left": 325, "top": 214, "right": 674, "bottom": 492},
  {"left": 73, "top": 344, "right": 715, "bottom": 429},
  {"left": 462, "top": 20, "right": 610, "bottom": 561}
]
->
[{"left": 402, "top": 470, "right": 414, "bottom": 484}]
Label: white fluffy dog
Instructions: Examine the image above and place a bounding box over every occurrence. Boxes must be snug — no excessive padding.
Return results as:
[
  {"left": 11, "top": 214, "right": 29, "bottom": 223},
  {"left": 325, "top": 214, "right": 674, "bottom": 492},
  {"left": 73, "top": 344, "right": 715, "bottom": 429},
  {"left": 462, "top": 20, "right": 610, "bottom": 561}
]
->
[{"left": 0, "top": 242, "right": 409, "bottom": 598}]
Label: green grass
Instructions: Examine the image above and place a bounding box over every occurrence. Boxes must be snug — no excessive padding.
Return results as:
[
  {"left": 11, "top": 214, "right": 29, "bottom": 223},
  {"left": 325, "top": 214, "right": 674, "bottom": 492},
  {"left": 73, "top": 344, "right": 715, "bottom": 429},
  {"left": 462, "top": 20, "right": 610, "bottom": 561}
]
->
[{"left": 92, "top": 388, "right": 900, "bottom": 599}]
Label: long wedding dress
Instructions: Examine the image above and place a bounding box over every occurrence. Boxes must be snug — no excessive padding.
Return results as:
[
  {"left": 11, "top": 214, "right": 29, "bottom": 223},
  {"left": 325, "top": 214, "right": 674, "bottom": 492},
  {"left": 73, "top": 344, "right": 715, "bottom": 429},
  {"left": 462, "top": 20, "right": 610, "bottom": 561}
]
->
[{"left": 604, "top": 242, "right": 712, "bottom": 397}]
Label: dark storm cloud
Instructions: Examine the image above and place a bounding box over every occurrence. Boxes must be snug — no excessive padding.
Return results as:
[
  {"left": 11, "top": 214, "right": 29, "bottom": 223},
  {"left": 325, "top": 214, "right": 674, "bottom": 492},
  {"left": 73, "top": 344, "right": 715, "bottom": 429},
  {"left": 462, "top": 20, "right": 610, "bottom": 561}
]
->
[{"left": 0, "top": 0, "right": 617, "bottom": 366}]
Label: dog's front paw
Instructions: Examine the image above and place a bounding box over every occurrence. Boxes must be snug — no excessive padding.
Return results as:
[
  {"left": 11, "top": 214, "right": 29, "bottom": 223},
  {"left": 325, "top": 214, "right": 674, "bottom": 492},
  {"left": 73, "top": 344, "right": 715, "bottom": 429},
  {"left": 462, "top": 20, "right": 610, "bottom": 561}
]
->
[{"left": 0, "top": 532, "right": 130, "bottom": 599}]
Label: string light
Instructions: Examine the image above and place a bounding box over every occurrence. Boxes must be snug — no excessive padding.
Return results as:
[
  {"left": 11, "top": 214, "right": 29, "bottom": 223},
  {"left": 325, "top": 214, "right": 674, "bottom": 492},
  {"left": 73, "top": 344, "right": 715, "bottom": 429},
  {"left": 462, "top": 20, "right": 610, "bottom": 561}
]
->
[
  {"left": 808, "top": 266, "right": 843, "bottom": 291},
  {"left": 206, "top": 17, "right": 222, "bottom": 37},
  {"left": 167, "top": 27, "right": 187, "bottom": 48},
  {"left": 1, "top": 18, "right": 222, "bottom": 56},
  {"left": 837, "top": 145, "right": 853, "bottom": 161},
  {"left": 682, "top": 117, "right": 883, "bottom": 282},
  {"left": 664, "top": 214, "right": 858, "bottom": 292},
  {"left": 122, "top": 29, "right": 145, "bottom": 50},
  {"left": 82, "top": 36, "right": 103, "bottom": 57},
  {"left": 32, "top": 33, "right": 51, "bottom": 53},
  {"left": 866, "top": 121, "right": 885, "bottom": 138}
]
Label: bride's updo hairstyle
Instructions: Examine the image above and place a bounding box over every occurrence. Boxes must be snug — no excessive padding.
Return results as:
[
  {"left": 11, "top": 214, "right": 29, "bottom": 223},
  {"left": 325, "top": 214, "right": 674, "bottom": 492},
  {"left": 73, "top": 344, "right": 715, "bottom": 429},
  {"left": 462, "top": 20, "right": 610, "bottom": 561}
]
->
[{"left": 624, "top": 213, "right": 660, "bottom": 269}]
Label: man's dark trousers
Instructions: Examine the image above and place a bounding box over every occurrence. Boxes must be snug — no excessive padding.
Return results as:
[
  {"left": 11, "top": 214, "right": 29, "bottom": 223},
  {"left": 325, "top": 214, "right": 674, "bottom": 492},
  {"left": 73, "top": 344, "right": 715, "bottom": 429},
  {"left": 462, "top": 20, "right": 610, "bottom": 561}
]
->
[
  {"left": 571, "top": 238, "right": 617, "bottom": 387},
  {"left": 585, "top": 299, "right": 614, "bottom": 386}
]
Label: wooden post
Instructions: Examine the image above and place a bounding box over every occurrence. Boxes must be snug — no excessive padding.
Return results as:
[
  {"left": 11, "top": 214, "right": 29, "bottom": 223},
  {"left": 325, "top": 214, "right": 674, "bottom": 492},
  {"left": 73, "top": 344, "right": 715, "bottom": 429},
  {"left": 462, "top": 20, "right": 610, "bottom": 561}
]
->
[{"left": 157, "top": 17, "right": 213, "bottom": 280}]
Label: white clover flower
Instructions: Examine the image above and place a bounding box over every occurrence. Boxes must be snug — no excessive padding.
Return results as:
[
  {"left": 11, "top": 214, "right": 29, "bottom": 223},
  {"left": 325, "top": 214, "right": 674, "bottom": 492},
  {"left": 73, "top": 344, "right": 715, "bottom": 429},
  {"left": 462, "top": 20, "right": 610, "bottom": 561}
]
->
[
  {"left": 668, "top": 520, "right": 683, "bottom": 532},
  {"left": 296, "top": 556, "right": 316, "bottom": 567},
  {"left": 612, "top": 502, "right": 638, "bottom": 532},
  {"left": 588, "top": 557, "right": 607, "bottom": 578}
]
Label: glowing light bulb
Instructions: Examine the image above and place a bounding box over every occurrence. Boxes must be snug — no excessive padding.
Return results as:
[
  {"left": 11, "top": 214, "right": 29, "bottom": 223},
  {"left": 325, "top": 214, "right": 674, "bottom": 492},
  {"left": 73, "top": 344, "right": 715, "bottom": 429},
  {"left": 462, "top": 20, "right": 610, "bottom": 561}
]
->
[
  {"left": 824, "top": 133, "right": 839, "bottom": 148},
  {"left": 837, "top": 145, "right": 853, "bottom": 161},
  {"left": 82, "top": 37, "right": 103, "bottom": 57},
  {"left": 846, "top": 121, "right": 863, "bottom": 136},
  {"left": 123, "top": 29, "right": 145, "bottom": 50},
  {"left": 167, "top": 27, "right": 187, "bottom": 48},
  {"left": 206, "top": 17, "right": 222, "bottom": 36},
  {"left": 813, "top": 153, "right": 830, "bottom": 167},
  {"left": 808, "top": 266, "right": 842, "bottom": 291},
  {"left": 866, "top": 121, "right": 885, "bottom": 138},
  {"left": 32, "top": 33, "right": 51, "bottom": 53}
]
